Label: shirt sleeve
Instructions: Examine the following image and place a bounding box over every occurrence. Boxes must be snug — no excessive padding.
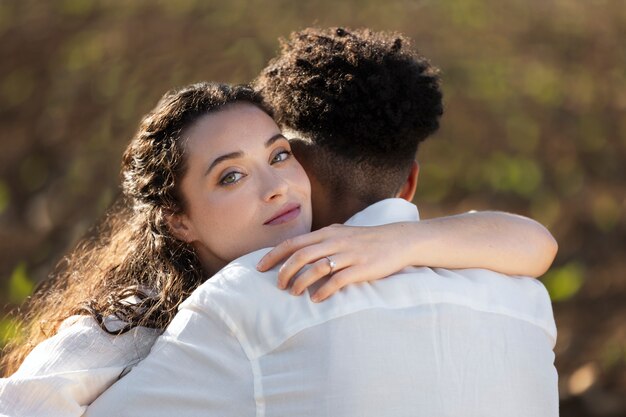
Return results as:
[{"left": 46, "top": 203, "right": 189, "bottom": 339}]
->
[
  {"left": 0, "top": 316, "right": 158, "bottom": 417},
  {"left": 84, "top": 304, "right": 256, "bottom": 417}
]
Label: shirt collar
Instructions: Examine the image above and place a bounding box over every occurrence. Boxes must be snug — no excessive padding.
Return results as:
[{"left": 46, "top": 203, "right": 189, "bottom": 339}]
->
[{"left": 344, "top": 198, "right": 420, "bottom": 227}]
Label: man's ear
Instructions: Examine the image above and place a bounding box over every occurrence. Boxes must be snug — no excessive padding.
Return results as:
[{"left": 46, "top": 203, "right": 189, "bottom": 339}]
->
[
  {"left": 165, "top": 211, "right": 196, "bottom": 243},
  {"left": 395, "top": 161, "right": 419, "bottom": 202}
]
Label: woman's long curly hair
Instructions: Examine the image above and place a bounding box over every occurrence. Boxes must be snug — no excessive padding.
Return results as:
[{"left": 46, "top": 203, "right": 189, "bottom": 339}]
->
[{"left": 1, "top": 81, "right": 265, "bottom": 376}]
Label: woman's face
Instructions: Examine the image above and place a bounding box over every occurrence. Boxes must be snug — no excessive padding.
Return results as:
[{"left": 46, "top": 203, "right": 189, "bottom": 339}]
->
[{"left": 172, "top": 102, "right": 312, "bottom": 273}]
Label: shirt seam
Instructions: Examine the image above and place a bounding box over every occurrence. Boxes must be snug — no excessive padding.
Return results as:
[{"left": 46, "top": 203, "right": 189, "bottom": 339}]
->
[
  {"left": 253, "top": 300, "right": 557, "bottom": 359},
  {"left": 197, "top": 302, "right": 264, "bottom": 417}
]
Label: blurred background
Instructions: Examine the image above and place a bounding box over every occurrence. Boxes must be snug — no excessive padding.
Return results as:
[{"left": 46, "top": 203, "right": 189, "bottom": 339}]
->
[{"left": 0, "top": 0, "right": 624, "bottom": 415}]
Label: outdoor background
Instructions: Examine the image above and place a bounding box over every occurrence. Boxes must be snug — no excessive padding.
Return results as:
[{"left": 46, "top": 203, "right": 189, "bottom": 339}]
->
[{"left": 0, "top": 0, "right": 624, "bottom": 415}]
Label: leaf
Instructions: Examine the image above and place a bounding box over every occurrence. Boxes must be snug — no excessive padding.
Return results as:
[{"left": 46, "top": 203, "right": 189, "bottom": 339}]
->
[
  {"left": 0, "top": 180, "right": 9, "bottom": 214},
  {"left": 9, "top": 262, "right": 34, "bottom": 304},
  {"left": 0, "top": 318, "right": 20, "bottom": 347},
  {"left": 543, "top": 262, "right": 585, "bottom": 302}
]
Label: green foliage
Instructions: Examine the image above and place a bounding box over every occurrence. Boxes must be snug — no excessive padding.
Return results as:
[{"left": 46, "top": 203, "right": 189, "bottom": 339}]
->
[
  {"left": 19, "top": 156, "right": 48, "bottom": 192},
  {"left": 63, "top": 32, "right": 106, "bottom": 72},
  {"left": 522, "top": 62, "right": 563, "bottom": 107},
  {"left": 553, "top": 156, "right": 585, "bottom": 197},
  {"left": 8, "top": 263, "right": 34, "bottom": 304},
  {"left": 543, "top": 262, "right": 585, "bottom": 302},
  {"left": 600, "top": 339, "right": 626, "bottom": 370},
  {"left": 0, "top": 68, "right": 35, "bottom": 109},
  {"left": 0, "top": 180, "right": 9, "bottom": 214},
  {"left": 530, "top": 193, "right": 561, "bottom": 229},
  {"left": 591, "top": 192, "right": 622, "bottom": 233},
  {"left": 464, "top": 60, "right": 513, "bottom": 104},
  {"left": 482, "top": 153, "right": 542, "bottom": 197},
  {"left": 0, "top": 2, "right": 11, "bottom": 33},
  {"left": 418, "top": 161, "right": 453, "bottom": 203},
  {"left": 440, "top": 0, "right": 490, "bottom": 30},
  {"left": 61, "top": 0, "right": 94, "bottom": 16},
  {"left": 0, "top": 318, "right": 21, "bottom": 347},
  {"left": 505, "top": 114, "right": 539, "bottom": 154}
]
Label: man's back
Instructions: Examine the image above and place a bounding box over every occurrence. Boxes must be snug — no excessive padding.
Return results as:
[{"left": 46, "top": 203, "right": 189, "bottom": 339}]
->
[
  {"left": 254, "top": 301, "right": 556, "bottom": 416},
  {"left": 87, "top": 200, "right": 558, "bottom": 417}
]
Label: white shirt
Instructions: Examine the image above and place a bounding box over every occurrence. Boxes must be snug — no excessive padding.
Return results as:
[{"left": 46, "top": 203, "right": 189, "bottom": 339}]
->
[
  {"left": 86, "top": 198, "right": 559, "bottom": 417},
  {"left": 0, "top": 316, "right": 159, "bottom": 417}
]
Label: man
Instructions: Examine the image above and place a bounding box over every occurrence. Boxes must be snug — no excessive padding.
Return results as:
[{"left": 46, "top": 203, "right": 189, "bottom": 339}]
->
[{"left": 86, "top": 28, "right": 558, "bottom": 417}]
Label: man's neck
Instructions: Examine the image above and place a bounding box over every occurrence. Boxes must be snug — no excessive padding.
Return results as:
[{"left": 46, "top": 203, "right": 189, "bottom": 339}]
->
[
  {"left": 311, "top": 192, "right": 371, "bottom": 230},
  {"left": 290, "top": 137, "right": 390, "bottom": 230}
]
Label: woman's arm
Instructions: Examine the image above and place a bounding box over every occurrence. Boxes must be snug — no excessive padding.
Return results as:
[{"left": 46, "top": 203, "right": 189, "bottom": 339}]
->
[
  {"left": 0, "top": 316, "right": 159, "bottom": 416},
  {"left": 256, "top": 211, "right": 557, "bottom": 302},
  {"left": 399, "top": 211, "right": 558, "bottom": 276}
]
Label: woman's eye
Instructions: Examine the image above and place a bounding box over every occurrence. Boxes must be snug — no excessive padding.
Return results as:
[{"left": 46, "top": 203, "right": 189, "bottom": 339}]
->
[
  {"left": 271, "top": 150, "right": 292, "bottom": 164},
  {"left": 220, "top": 172, "right": 244, "bottom": 186}
]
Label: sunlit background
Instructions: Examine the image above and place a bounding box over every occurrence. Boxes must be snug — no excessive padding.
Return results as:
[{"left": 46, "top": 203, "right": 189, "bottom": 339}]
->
[{"left": 1, "top": 0, "right": 624, "bottom": 415}]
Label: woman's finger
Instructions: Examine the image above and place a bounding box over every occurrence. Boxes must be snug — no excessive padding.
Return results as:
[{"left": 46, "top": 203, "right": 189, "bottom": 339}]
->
[
  {"left": 310, "top": 266, "right": 370, "bottom": 302},
  {"left": 256, "top": 229, "right": 330, "bottom": 271},
  {"left": 276, "top": 241, "right": 345, "bottom": 289},
  {"left": 290, "top": 254, "right": 347, "bottom": 295}
]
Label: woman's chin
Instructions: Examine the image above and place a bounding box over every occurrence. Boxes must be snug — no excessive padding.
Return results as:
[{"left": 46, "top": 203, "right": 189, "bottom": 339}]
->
[{"left": 256, "top": 224, "right": 310, "bottom": 251}]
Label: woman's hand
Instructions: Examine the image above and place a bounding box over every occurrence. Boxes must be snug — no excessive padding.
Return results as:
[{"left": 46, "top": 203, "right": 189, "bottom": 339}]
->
[
  {"left": 256, "top": 223, "right": 412, "bottom": 303},
  {"left": 256, "top": 211, "right": 558, "bottom": 303}
]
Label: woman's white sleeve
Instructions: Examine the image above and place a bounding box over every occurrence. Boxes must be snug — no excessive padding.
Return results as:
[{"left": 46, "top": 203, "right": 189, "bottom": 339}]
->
[{"left": 0, "top": 316, "right": 159, "bottom": 417}]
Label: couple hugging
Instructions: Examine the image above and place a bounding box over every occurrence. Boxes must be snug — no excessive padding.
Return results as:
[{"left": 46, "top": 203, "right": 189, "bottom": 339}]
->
[{"left": 0, "top": 27, "right": 559, "bottom": 416}]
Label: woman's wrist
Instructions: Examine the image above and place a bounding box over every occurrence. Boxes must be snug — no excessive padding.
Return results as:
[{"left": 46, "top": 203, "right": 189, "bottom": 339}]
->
[{"left": 402, "top": 221, "right": 440, "bottom": 268}]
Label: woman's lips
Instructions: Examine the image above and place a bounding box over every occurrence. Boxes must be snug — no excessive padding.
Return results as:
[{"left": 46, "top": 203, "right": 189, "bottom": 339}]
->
[{"left": 264, "top": 204, "right": 301, "bottom": 226}]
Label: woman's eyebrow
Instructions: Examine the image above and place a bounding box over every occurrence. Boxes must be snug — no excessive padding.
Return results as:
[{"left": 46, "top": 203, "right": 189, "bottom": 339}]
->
[
  {"left": 205, "top": 151, "right": 243, "bottom": 176},
  {"left": 205, "top": 134, "right": 287, "bottom": 176},
  {"left": 265, "top": 133, "right": 287, "bottom": 147}
]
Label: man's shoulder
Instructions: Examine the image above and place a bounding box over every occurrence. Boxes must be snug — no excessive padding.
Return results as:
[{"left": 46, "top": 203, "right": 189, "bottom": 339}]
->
[
  {"left": 180, "top": 260, "right": 555, "bottom": 359},
  {"left": 419, "top": 267, "right": 555, "bottom": 334},
  {"left": 181, "top": 248, "right": 282, "bottom": 312}
]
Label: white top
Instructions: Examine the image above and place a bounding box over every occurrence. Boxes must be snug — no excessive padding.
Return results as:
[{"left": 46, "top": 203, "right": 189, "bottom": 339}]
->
[
  {"left": 86, "top": 198, "right": 559, "bottom": 417},
  {"left": 0, "top": 315, "right": 159, "bottom": 417}
]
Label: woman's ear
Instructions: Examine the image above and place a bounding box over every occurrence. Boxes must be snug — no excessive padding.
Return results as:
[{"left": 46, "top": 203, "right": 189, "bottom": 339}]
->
[
  {"left": 165, "top": 211, "right": 196, "bottom": 243},
  {"left": 396, "top": 161, "right": 419, "bottom": 202}
]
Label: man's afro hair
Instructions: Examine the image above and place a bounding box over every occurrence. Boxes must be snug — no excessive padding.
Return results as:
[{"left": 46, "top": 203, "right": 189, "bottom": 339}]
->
[{"left": 255, "top": 27, "right": 443, "bottom": 166}]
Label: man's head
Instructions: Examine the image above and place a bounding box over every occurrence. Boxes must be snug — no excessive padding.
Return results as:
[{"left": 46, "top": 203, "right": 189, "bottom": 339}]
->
[{"left": 255, "top": 27, "right": 443, "bottom": 228}]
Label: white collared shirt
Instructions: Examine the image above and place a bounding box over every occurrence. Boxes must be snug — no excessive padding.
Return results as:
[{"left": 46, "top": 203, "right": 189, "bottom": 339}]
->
[{"left": 85, "top": 198, "right": 558, "bottom": 417}]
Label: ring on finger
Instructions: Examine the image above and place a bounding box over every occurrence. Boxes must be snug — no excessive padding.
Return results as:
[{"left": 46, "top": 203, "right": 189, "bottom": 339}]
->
[{"left": 325, "top": 256, "right": 336, "bottom": 276}]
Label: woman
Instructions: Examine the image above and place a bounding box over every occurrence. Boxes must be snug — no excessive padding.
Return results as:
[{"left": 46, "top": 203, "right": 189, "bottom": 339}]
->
[{"left": 0, "top": 82, "right": 556, "bottom": 415}]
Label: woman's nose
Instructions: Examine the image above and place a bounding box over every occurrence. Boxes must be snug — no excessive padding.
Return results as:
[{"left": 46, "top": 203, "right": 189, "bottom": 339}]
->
[{"left": 261, "top": 169, "right": 289, "bottom": 202}]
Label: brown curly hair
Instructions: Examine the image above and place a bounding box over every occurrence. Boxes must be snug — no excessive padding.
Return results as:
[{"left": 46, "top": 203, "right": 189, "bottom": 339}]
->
[
  {"left": 1, "top": 82, "right": 266, "bottom": 376},
  {"left": 255, "top": 27, "right": 443, "bottom": 202}
]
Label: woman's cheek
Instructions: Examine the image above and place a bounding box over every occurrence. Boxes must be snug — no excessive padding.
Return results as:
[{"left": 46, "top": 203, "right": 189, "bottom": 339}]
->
[
  {"left": 298, "top": 166, "right": 312, "bottom": 197},
  {"left": 287, "top": 162, "right": 309, "bottom": 187}
]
